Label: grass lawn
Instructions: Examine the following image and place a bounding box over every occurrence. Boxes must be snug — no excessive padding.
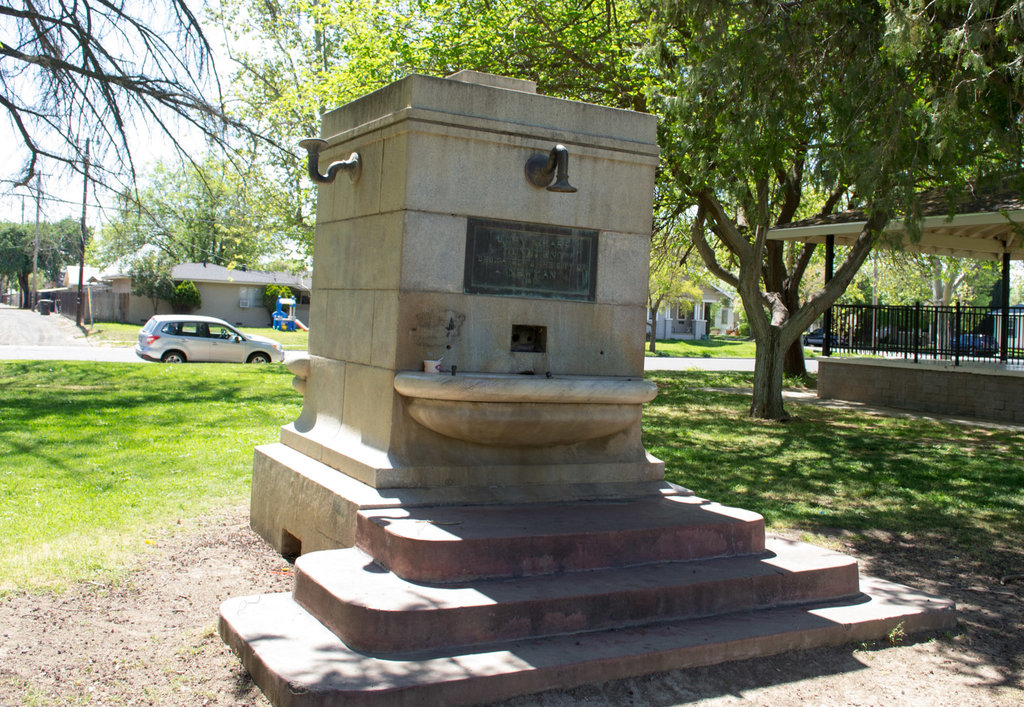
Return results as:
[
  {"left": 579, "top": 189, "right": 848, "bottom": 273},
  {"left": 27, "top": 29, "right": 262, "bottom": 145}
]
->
[
  {"left": 645, "top": 336, "right": 824, "bottom": 360},
  {"left": 645, "top": 336, "right": 758, "bottom": 357},
  {"left": 0, "top": 361, "right": 301, "bottom": 592},
  {"left": 645, "top": 371, "right": 1024, "bottom": 582},
  {"left": 85, "top": 320, "right": 310, "bottom": 350},
  {"left": 4, "top": 364, "right": 1021, "bottom": 597}
]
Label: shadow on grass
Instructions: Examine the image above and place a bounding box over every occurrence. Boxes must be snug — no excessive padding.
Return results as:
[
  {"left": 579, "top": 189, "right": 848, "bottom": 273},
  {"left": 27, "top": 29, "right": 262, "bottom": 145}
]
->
[{"left": 644, "top": 370, "right": 1024, "bottom": 690}]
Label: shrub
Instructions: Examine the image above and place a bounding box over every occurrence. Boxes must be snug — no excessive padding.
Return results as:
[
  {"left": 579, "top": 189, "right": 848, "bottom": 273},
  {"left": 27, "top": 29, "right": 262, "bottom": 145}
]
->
[{"left": 170, "top": 280, "right": 201, "bottom": 312}]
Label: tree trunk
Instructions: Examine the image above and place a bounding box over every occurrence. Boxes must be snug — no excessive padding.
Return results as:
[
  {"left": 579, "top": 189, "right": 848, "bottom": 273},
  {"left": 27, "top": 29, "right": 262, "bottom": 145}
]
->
[
  {"left": 648, "top": 301, "right": 661, "bottom": 353},
  {"left": 17, "top": 272, "right": 31, "bottom": 309},
  {"left": 750, "top": 328, "right": 788, "bottom": 419},
  {"left": 783, "top": 337, "right": 806, "bottom": 377}
]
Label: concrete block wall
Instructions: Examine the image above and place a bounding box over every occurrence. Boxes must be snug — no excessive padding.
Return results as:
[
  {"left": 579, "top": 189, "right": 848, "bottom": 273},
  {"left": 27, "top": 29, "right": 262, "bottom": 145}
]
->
[{"left": 817, "top": 358, "right": 1024, "bottom": 424}]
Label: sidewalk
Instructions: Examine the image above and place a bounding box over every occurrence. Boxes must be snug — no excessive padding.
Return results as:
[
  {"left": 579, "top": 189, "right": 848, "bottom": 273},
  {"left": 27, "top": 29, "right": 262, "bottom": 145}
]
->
[{"left": 644, "top": 356, "right": 818, "bottom": 374}]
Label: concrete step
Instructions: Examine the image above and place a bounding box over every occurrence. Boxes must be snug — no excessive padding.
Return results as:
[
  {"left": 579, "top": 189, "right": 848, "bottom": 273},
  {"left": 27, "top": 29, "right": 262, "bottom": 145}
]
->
[
  {"left": 356, "top": 494, "right": 765, "bottom": 582},
  {"left": 292, "top": 537, "right": 860, "bottom": 654},
  {"left": 219, "top": 573, "right": 955, "bottom": 707}
]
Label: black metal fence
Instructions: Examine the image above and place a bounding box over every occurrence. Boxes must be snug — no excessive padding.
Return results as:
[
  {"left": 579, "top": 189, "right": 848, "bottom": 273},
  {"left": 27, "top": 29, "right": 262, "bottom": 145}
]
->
[{"left": 827, "top": 303, "right": 1024, "bottom": 364}]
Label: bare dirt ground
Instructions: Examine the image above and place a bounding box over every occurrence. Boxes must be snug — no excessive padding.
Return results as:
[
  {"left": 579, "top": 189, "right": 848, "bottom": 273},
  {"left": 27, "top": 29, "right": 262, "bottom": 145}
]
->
[{"left": 1, "top": 504, "right": 1021, "bottom": 706}]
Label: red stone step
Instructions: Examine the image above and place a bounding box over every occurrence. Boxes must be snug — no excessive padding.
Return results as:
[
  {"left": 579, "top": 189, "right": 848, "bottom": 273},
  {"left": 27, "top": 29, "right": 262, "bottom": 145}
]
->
[
  {"left": 220, "top": 572, "right": 955, "bottom": 707},
  {"left": 356, "top": 494, "right": 765, "bottom": 583},
  {"left": 292, "top": 537, "right": 859, "bottom": 654}
]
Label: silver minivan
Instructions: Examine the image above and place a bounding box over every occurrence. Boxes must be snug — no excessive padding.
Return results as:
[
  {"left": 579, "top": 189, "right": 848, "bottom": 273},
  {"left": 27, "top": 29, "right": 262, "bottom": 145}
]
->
[{"left": 135, "top": 315, "right": 285, "bottom": 364}]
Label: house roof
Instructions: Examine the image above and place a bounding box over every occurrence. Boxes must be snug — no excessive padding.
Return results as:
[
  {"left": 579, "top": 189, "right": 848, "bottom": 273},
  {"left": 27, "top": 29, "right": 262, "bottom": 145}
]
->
[
  {"left": 62, "top": 265, "right": 105, "bottom": 286},
  {"left": 171, "top": 263, "right": 311, "bottom": 291},
  {"left": 767, "top": 179, "right": 1024, "bottom": 260}
]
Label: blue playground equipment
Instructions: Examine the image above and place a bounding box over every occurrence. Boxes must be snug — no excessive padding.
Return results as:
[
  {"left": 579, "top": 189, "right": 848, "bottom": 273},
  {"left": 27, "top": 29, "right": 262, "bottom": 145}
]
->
[{"left": 272, "top": 297, "right": 307, "bottom": 331}]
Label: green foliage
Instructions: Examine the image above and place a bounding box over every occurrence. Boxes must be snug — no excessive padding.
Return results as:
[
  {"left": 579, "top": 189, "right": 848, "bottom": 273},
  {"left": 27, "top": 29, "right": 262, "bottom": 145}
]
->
[
  {"left": 263, "top": 284, "right": 294, "bottom": 314},
  {"left": 642, "top": 0, "right": 1024, "bottom": 417},
  {"left": 128, "top": 252, "right": 174, "bottom": 313},
  {"left": 0, "top": 220, "right": 83, "bottom": 306},
  {"left": 94, "top": 156, "right": 288, "bottom": 269},
  {"left": 214, "top": 0, "right": 650, "bottom": 259},
  {"left": 170, "top": 280, "right": 202, "bottom": 312},
  {"left": 0, "top": 361, "right": 301, "bottom": 591},
  {"left": 843, "top": 251, "right": 1004, "bottom": 306}
]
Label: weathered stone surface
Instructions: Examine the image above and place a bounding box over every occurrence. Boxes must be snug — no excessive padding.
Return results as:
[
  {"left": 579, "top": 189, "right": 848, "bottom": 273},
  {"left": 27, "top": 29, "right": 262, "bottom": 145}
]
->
[
  {"left": 291, "top": 537, "right": 859, "bottom": 654},
  {"left": 356, "top": 494, "right": 764, "bottom": 583},
  {"left": 219, "top": 573, "right": 954, "bottom": 707}
]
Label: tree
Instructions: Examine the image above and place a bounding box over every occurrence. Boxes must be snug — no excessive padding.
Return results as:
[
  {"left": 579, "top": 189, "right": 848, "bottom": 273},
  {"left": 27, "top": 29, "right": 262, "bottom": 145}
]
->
[
  {"left": 214, "top": 0, "right": 650, "bottom": 257},
  {"left": 94, "top": 156, "right": 285, "bottom": 269},
  {"left": 855, "top": 251, "right": 1003, "bottom": 307},
  {"left": 263, "top": 284, "right": 293, "bottom": 315},
  {"left": 128, "top": 252, "right": 175, "bottom": 315},
  {"left": 647, "top": 211, "right": 706, "bottom": 353},
  {"left": 643, "top": 0, "right": 1023, "bottom": 419},
  {"left": 0, "top": 1, "right": 243, "bottom": 191},
  {"left": 0, "top": 220, "right": 81, "bottom": 307}
]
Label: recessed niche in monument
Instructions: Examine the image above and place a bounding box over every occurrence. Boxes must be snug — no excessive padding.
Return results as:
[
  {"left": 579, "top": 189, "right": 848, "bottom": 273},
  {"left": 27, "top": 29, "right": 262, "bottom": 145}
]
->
[{"left": 510, "top": 325, "right": 546, "bottom": 353}]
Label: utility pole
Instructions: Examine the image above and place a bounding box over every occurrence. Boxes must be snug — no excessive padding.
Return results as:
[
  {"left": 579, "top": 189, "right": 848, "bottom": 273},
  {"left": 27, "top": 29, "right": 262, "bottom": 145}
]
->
[
  {"left": 77, "top": 140, "right": 90, "bottom": 327},
  {"left": 32, "top": 173, "right": 41, "bottom": 310}
]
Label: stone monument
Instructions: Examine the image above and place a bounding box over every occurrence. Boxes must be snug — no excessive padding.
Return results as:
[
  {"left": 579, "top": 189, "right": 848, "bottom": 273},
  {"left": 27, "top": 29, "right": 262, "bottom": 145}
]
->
[{"left": 220, "top": 71, "right": 954, "bottom": 705}]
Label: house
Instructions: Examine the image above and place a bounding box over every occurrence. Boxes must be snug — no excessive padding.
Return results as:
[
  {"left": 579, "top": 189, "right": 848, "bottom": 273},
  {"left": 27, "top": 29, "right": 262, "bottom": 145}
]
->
[
  {"left": 652, "top": 282, "right": 740, "bottom": 340},
  {"left": 61, "top": 265, "right": 105, "bottom": 287},
  {"left": 166, "top": 263, "right": 312, "bottom": 328},
  {"left": 989, "top": 303, "right": 1024, "bottom": 353}
]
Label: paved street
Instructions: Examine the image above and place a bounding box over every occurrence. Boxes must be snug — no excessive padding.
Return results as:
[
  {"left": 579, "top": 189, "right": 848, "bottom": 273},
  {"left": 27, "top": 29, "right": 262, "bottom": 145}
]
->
[
  {"left": 0, "top": 306, "right": 139, "bottom": 362},
  {"left": 0, "top": 305, "right": 819, "bottom": 372}
]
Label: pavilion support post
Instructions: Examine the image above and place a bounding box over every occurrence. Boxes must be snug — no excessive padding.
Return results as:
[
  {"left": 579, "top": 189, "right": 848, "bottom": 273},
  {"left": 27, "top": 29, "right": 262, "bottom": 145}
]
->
[
  {"left": 1000, "top": 251, "right": 1010, "bottom": 363},
  {"left": 823, "top": 234, "right": 835, "bottom": 357}
]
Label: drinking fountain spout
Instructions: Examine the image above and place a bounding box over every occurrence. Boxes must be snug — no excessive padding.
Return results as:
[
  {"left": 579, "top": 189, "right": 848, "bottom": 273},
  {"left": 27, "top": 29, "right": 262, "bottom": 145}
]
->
[
  {"left": 299, "top": 138, "right": 361, "bottom": 184},
  {"left": 525, "top": 144, "right": 577, "bottom": 193}
]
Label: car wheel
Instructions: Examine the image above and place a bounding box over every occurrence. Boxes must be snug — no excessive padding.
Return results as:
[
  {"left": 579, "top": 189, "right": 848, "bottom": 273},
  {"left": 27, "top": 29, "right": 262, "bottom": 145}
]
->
[
  {"left": 161, "top": 350, "right": 187, "bottom": 363},
  {"left": 247, "top": 352, "right": 271, "bottom": 364}
]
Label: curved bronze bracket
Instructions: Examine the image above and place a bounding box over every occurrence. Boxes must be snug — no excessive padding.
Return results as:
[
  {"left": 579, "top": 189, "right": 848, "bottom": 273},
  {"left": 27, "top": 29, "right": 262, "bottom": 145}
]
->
[
  {"left": 525, "top": 144, "right": 577, "bottom": 193},
  {"left": 298, "top": 138, "right": 361, "bottom": 184}
]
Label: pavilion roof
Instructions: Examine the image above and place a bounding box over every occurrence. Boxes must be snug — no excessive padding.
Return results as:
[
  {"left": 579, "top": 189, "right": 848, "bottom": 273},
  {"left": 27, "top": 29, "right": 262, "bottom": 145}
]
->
[{"left": 767, "top": 179, "right": 1024, "bottom": 260}]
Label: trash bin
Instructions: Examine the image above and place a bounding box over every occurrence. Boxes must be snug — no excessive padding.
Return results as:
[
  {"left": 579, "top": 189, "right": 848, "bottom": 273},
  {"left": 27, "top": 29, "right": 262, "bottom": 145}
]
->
[{"left": 38, "top": 299, "right": 51, "bottom": 315}]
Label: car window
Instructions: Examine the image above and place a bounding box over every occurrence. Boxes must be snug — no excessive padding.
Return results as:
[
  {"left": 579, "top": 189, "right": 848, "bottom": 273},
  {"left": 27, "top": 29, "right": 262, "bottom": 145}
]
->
[
  {"left": 211, "top": 326, "right": 238, "bottom": 340},
  {"left": 142, "top": 319, "right": 158, "bottom": 333},
  {"left": 178, "top": 322, "right": 206, "bottom": 337},
  {"left": 160, "top": 322, "right": 182, "bottom": 335}
]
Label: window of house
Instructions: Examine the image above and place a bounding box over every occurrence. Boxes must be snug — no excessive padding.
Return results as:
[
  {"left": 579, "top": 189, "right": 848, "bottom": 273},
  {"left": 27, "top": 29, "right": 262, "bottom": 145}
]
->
[{"left": 239, "top": 287, "right": 259, "bottom": 308}]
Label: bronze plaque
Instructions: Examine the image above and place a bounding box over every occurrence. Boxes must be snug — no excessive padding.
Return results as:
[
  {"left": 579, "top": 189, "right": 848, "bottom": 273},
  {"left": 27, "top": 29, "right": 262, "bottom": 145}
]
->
[{"left": 464, "top": 218, "right": 598, "bottom": 301}]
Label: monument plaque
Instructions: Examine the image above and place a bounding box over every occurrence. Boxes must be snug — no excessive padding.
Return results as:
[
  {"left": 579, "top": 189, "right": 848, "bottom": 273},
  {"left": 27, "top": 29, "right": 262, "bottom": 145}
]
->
[{"left": 464, "top": 217, "right": 598, "bottom": 301}]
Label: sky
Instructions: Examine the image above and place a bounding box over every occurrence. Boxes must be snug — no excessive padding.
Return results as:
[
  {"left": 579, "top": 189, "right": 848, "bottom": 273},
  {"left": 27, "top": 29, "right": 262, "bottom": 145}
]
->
[{"left": 0, "top": 5, "right": 240, "bottom": 231}]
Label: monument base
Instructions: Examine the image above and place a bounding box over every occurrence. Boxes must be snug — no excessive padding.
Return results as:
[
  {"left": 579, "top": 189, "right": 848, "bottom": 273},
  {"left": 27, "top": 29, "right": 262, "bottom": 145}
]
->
[
  {"left": 250, "top": 442, "right": 669, "bottom": 555},
  {"left": 220, "top": 570, "right": 952, "bottom": 707},
  {"left": 230, "top": 478, "right": 954, "bottom": 706}
]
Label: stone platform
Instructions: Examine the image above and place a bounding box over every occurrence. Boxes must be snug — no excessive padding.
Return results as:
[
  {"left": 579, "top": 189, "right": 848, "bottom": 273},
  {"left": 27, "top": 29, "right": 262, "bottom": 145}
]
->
[{"left": 219, "top": 491, "right": 955, "bottom": 706}]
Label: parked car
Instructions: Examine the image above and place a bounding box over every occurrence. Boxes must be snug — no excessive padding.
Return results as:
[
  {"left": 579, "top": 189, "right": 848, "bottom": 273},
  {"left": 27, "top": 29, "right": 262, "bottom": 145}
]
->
[
  {"left": 951, "top": 332, "right": 996, "bottom": 356},
  {"left": 802, "top": 328, "right": 836, "bottom": 347},
  {"left": 135, "top": 315, "right": 284, "bottom": 364}
]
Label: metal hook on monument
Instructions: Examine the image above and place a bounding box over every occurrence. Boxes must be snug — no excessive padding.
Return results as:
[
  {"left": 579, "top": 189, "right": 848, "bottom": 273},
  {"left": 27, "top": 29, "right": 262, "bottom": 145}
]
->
[
  {"left": 525, "top": 144, "right": 578, "bottom": 193},
  {"left": 299, "top": 138, "right": 361, "bottom": 184}
]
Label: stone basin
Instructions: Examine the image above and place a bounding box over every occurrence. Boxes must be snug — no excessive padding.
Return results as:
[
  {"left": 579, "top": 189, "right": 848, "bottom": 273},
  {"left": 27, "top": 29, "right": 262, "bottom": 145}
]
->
[{"left": 394, "top": 372, "right": 657, "bottom": 448}]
